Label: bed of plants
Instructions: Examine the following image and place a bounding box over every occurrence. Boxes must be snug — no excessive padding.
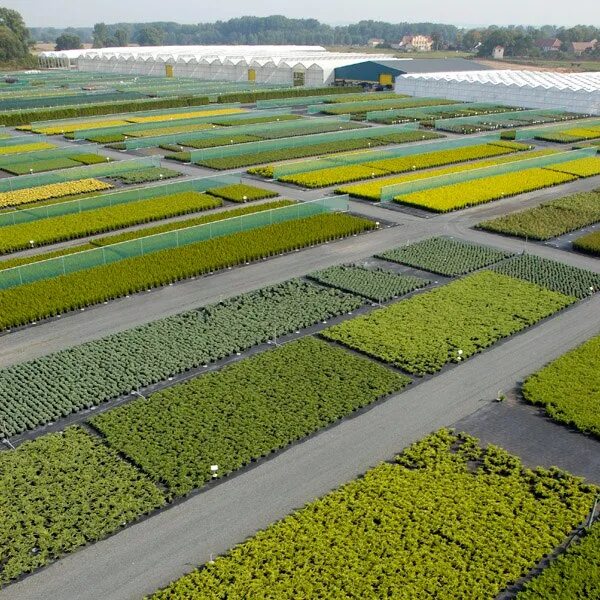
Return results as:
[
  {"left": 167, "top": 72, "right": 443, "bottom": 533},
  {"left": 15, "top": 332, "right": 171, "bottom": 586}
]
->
[
  {"left": 107, "top": 166, "right": 182, "bottom": 185},
  {"left": 517, "top": 522, "right": 600, "bottom": 599},
  {"left": 377, "top": 237, "right": 512, "bottom": 276},
  {"left": 0, "top": 192, "right": 223, "bottom": 254},
  {"left": 318, "top": 97, "right": 457, "bottom": 116},
  {"left": 0, "top": 178, "right": 113, "bottom": 209},
  {"left": 205, "top": 183, "right": 278, "bottom": 203},
  {"left": 214, "top": 114, "right": 302, "bottom": 126},
  {"left": 91, "top": 337, "right": 408, "bottom": 496},
  {"left": 125, "top": 123, "right": 216, "bottom": 138},
  {"left": 336, "top": 149, "right": 559, "bottom": 200},
  {"left": 573, "top": 230, "right": 600, "bottom": 256},
  {"left": 0, "top": 142, "right": 55, "bottom": 156},
  {"left": 522, "top": 335, "right": 600, "bottom": 438},
  {"left": 545, "top": 156, "right": 600, "bottom": 178},
  {"left": 196, "top": 139, "right": 396, "bottom": 170},
  {"left": 307, "top": 265, "right": 429, "bottom": 301},
  {"left": 216, "top": 86, "right": 361, "bottom": 104},
  {"left": 171, "top": 134, "right": 262, "bottom": 152},
  {"left": 71, "top": 153, "right": 112, "bottom": 165},
  {"left": 29, "top": 119, "right": 132, "bottom": 135},
  {"left": 477, "top": 191, "right": 600, "bottom": 240},
  {"left": 0, "top": 212, "right": 374, "bottom": 332},
  {"left": 322, "top": 271, "right": 574, "bottom": 375},
  {"left": 492, "top": 254, "right": 600, "bottom": 299},
  {"left": 150, "top": 428, "right": 597, "bottom": 600},
  {"left": 279, "top": 143, "right": 528, "bottom": 189},
  {"left": 0, "top": 280, "right": 364, "bottom": 436},
  {"left": 0, "top": 244, "right": 97, "bottom": 271},
  {"left": 393, "top": 168, "right": 576, "bottom": 213},
  {"left": 0, "top": 427, "right": 164, "bottom": 586},
  {"left": 126, "top": 107, "right": 244, "bottom": 124},
  {"left": 535, "top": 126, "right": 600, "bottom": 143},
  {"left": 0, "top": 157, "right": 82, "bottom": 175}
]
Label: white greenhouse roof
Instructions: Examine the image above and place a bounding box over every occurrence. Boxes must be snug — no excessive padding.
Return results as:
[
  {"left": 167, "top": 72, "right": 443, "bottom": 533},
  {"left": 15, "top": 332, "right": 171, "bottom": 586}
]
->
[{"left": 398, "top": 70, "right": 600, "bottom": 93}]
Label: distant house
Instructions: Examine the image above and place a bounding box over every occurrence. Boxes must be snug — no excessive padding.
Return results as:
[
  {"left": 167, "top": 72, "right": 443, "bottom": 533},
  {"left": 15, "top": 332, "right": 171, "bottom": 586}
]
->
[
  {"left": 393, "top": 35, "right": 434, "bottom": 52},
  {"left": 535, "top": 38, "right": 562, "bottom": 52},
  {"left": 570, "top": 39, "right": 597, "bottom": 55},
  {"left": 367, "top": 38, "right": 385, "bottom": 48},
  {"left": 492, "top": 45, "right": 505, "bottom": 59}
]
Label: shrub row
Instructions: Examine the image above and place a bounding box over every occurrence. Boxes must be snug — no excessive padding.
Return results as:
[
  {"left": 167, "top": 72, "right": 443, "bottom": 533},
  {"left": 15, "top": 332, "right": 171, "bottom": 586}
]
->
[
  {"left": 216, "top": 86, "right": 362, "bottom": 104},
  {"left": 573, "top": 230, "right": 600, "bottom": 256}
]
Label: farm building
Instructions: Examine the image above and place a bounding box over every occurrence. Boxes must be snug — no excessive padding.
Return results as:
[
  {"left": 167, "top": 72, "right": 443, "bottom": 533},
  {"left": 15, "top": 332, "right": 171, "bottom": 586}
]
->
[
  {"left": 38, "top": 46, "right": 486, "bottom": 88},
  {"left": 394, "top": 70, "right": 600, "bottom": 115}
]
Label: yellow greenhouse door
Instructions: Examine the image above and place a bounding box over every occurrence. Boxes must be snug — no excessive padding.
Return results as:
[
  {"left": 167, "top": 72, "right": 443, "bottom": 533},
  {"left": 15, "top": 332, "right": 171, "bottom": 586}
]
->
[
  {"left": 248, "top": 68, "right": 256, "bottom": 82},
  {"left": 165, "top": 64, "right": 174, "bottom": 78},
  {"left": 379, "top": 73, "right": 393, "bottom": 86}
]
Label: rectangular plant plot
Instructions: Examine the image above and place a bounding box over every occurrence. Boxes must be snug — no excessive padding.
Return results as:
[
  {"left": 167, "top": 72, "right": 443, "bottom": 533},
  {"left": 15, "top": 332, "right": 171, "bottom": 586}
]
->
[
  {"left": 0, "top": 280, "right": 365, "bottom": 436},
  {"left": 1, "top": 157, "right": 81, "bottom": 175},
  {"left": 522, "top": 335, "right": 600, "bottom": 437},
  {"left": 545, "top": 157, "right": 600, "bottom": 178},
  {"left": 492, "top": 254, "right": 600, "bottom": 299},
  {"left": 205, "top": 183, "right": 279, "bottom": 203},
  {"left": 108, "top": 166, "right": 181, "bottom": 185},
  {"left": 393, "top": 169, "right": 576, "bottom": 213},
  {"left": 377, "top": 237, "right": 513, "bottom": 276},
  {"left": 308, "top": 265, "right": 429, "bottom": 302},
  {"left": 322, "top": 271, "right": 574, "bottom": 375},
  {"left": 573, "top": 230, "right": 600, "bottom": 256},
  {"left": 150, "top": 429, "right": 597, "bottom": 600},
  {"left": 477, "top": 191, "right": 600, "bottom": 240},
  {"left": 517, "top": 522, "right": 600, "bottom": 599},
  {"left": 0, "top": 427, "right": 164, "bottom": 586},
  {"left": 279, "top": 165, "right": 390, "bottom": 189},
  {"left": 91, "top": 337, "right": 409, "bottom": 496}
]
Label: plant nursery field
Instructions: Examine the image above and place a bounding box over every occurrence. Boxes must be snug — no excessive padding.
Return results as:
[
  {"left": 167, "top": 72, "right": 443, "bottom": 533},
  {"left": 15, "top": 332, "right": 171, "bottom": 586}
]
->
[
  {"left": 478, "top": 190, "right": 600, "bottom": 240},
  {"left": 522, "top": 334, "right": 600, "bottom": 437},
  {"left": 150, "top": 429, "right": 597, "bottom": 600},
  {"left": 573, "top": 230, "right": 600, "bottom": 256},
  {"left": 322, "top": 270, "right": 574, "bottom": 375}
]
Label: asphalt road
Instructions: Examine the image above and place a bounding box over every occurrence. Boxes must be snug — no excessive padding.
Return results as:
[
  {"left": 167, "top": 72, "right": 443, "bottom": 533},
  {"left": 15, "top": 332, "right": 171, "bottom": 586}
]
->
[{"left": 4, "top": 293, "right": 599, "bottom": 600}]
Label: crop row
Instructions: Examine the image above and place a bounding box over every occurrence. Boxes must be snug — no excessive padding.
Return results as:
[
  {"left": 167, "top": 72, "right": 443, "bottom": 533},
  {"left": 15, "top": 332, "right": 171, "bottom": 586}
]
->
[
  {"left": 0, "top": 279, "right": 364, "bottom": 436},
  {"left": 377, "top": 237, "right": 513, "bottom": 276},
  {"left": 307, "top": 265, "right": 429, "bottom": 301},
  {"left": 125, "top": 107, "right": 244, "bottom": 125},
  {"left": 107, "top": 166, "right": 182, "bottom": 185},
  {"left": 336, "top": 149, "right": 558, "bottom": 200},
  {"left": 535, "top": 125, "right": 600, "bottom": 143},
  {"left": 318, "top": 97, "right": 457, "bottom": 116},
  {"left": 491, "top": 254, "right": 600, "bottom": 299},
  {"left": 215, "top": 86, "right": 362, "bottom": 104},
  {"left": 204, "top": 183, "right": 278, "bottom": 203},
  {"left": 545, "top": 156, "right": 600, "bottom": 178},
  {"left": 0, "top": 153, "right": 110, "bottom": 176},
  {"left": 91, "top": 337, "right": 408, "bottom": 495},
  {"left": 0, "top": 142, "right": 55, "bottom": 156},
  {"left": 573, "top": 230, "right": 600, "bottom": 256},
  {"left": 0, "top": 178, "right": 113, "bottom": 209},
  {"left": 0, "top": 212, "right": 374, "bottom": 331},
  {"left": 278, "top": 143, "right": 529, "bottom": 189},
  {"left": 322, "top": 270, "right": 574, "bottom": 375},
  {"left": 151, "top": 428, "right": 597, "bottom": 600},
  {"left": 477, "top": 190, "right": 600, "bottom": 240},
  {"left": 522, "top": 334, "right": 600, "bottom": 438},
  {"left": 393, "top": 168, "right": 576, "bottom": 213}
]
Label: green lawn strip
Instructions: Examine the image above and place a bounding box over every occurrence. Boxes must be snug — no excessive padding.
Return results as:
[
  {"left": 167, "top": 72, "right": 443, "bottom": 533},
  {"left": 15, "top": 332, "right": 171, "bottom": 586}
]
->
[
  {"left": 491, "top": 254, "right": 600, "bottom": 299},
  {"left": 322, "top": 271, "right": 575, "bottom": 375},
  {"left": 92, "top": 337, "right": 408, "bottom": 496},
  {"left": 0, "top": 212, "right": 374, "bottom": 331},
  {"left": 478, "top": 191, "right": 600, "bottom": 240},
  {"left": 573, "top": 230, "right": 600, "bottom": 256},
  {"left": 522, "top": 335, "right": 600, "bottom": 438},
  {"left": 517, "top": 522, "right": 600, "bottom": 599},
  {"left": 307, "top": 265, "right": 429, "bottom": 302},
  {"left": 0, "top": 192, "right": 223, "bottom": 254},
  {"left": 377, "top": 237, "right": 513, "bottom": 276},
  {"left": 0, "top": 427, "right": 164, "bottom": 586},
  {"left": 150, "top": 429, "right": 597, "bottom": 600},
  {"left": 107, "top": 166, "right": 182, "bottom": 185},
  {"left": 0, "top": 280, "right": 364, "bottom": 436},
  {"left": 204, "top": 183, "right": 279, "bottom": 203}
]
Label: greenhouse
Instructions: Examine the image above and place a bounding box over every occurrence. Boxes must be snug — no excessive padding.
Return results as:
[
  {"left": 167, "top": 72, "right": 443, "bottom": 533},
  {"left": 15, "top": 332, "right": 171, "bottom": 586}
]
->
[{"left": 394, "top": 70, "right": 600, "bottom": 115}]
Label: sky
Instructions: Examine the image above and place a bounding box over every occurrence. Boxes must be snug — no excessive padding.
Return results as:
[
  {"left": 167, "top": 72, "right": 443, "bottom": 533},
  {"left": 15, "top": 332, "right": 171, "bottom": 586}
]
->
[{"left": 6, "top": 0, "right": 600, "bottom": 28}]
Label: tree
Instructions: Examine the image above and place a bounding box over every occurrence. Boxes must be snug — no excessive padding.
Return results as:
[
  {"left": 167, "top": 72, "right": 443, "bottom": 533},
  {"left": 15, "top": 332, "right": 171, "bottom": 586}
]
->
[
  {"left": 93, "top": 22, "right": 109, "bottom": 48},
  {"left": 113, "top": 27, "right": 129, "bottom": 47},
  {"left": 55, "top": 33, "right": 82, "bottom": 51},
  {"left": 0, "top": 7, "right": 29, "bottom": 59},
  {"left": 136, "top": 25, "right": 164, "bottom": 46}
]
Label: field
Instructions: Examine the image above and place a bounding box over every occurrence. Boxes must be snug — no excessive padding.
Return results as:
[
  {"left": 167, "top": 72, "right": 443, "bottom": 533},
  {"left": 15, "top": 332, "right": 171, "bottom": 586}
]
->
[
  {"left": 151, "top": 429, "right": 597, "bottom": 599},
  {"left": 522, "top": 335, "right": 600, "bottom": 437},
  {"left": 573, "top": 230, "right": 600, "bottom": 255},
  {"left": 0, "top": 280, "right": 365, "bottom": 436},
  {"left": 205, "top": 183, "right": 279, "bottom": 203},
  {"left": 478, "top": 190, "right": 600, "bottom": 240},
  {"left": 545, "top": 156, "right": 600, "bottom": 178},
  {"left": 0, "top": 212, "right": 374, "bottom": 331},
  {"left": 307, "top": 264, "right": 429, "bottom": 301},
  {"left": 91, "top": 337, "right": 409, "bottom": 495},
  {"left": 0, "top": 427, "right": 164, "bottom": 585},
  {"left": 377, "top": 237, "right": 512, "bottom": 276},
  {"left": 393, "top": 168, "right": 576, "bottom": 212},
  {"left": 322, "top": 271, "right": 574, "bottom": 375}
]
